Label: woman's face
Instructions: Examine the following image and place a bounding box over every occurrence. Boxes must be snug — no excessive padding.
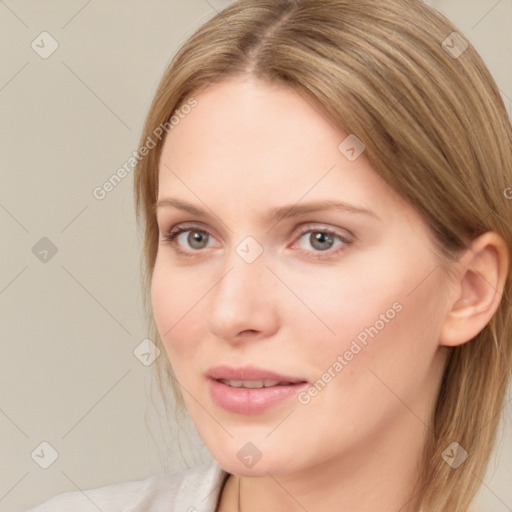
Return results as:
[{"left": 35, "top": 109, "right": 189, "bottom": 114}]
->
[{"left": 151, "top": 76, "right": 452, "bottom": 477}]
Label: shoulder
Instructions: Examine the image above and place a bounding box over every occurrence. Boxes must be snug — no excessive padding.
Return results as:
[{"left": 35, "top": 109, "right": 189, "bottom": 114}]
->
[{"left": 24, "top": 460, "right": 229, "bottom": 512}]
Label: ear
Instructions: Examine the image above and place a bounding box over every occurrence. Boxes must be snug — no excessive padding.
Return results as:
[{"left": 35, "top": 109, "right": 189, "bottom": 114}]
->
[{"left": 439, "top": 231, "right": 509, "bottom": 347}]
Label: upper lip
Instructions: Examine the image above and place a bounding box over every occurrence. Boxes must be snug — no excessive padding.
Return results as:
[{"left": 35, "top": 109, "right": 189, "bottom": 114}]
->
[{"left": 207, "top": 365, "right": 307, "bottom": 384}]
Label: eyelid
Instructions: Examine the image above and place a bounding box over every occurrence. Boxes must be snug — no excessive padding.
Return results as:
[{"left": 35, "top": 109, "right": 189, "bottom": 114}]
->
[
  {"left": 163, "top": 221, "right": 220, "bottom": 241},
  {"left": 160, "top": 221, "right": 355, "bottom": 258},
  {"left": 160, "top": 221, "right": 353, "bottom": 240},
  {"left": 293, "top": 222, "right": 354, "bottom": 241}
]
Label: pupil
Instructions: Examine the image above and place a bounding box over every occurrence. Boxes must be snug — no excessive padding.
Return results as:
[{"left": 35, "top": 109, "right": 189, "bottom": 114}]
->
[
  {"left": 189, "top": 231, "right": 207, "bottom": 249},
  {"left": 312, "top": 232, "right": 333, "bottom": 251}
]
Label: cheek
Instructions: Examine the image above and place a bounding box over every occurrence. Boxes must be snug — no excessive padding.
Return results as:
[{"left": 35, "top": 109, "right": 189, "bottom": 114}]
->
[
  {"left": 319, "top": 277, "right": 445, "bottom": 418},
  {"left": 285, "top": 250, "right": 446, "bottom": 386},
  {"left": 275, "top": 256, "right": 403, "bottom": 361},
  {"left": 150, "top": 257, "right": 205, "bottom": 367}
]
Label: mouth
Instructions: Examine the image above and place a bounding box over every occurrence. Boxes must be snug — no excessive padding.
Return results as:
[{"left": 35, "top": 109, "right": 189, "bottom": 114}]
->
[
  {"left": 207, "top": 366, "right": 309, "bottom": 414},
  {"left": 217, "top": 379, "right": 301, "bottom": 388},
  {"left": 207, "top": 365, "right": 307, "bottom": 384}
]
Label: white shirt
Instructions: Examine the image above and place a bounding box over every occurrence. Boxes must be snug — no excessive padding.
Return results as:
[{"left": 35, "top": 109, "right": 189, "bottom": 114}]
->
[
  {"left": 25, "top": 463, "right": 438, "bottom": 512},
  {"left": 25, "top": 461, "right": 229, "bottom": 512}
]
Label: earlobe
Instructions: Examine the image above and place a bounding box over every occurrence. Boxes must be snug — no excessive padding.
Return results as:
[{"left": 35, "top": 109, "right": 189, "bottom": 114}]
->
[{"left": 439, "top": 231, "right": 509, "bottom": 347}]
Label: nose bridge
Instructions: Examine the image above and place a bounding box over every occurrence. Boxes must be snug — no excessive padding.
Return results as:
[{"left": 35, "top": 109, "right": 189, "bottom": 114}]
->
[
  {"left": 206, "top": 242, "right": 277, "bottom": 339},
  {"left": 211, "top": 246, "right": 266, "bottom": 314}
]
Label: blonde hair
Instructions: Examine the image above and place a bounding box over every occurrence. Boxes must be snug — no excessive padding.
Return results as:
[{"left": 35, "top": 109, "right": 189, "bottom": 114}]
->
[{"left": 133, "top": 1, "right": 512, "bottom": 510}]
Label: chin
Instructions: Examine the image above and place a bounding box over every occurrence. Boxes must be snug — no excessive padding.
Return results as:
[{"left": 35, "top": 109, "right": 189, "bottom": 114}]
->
[
  {"left": 203, "top": 437, "right": 301, "bottom": 476},
  {"left": 215, "top": 455, "right": 290, "bottom": 477}
]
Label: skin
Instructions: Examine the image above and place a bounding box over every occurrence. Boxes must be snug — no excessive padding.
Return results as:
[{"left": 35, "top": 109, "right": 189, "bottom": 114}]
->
[{"left": 151, "top": 76, "right": 508, "bottom": 512}]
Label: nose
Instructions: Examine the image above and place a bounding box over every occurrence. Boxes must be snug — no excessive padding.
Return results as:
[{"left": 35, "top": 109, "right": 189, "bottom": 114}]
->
[{"left": 205, "top": 248, "right": 279, "bottom": 344}]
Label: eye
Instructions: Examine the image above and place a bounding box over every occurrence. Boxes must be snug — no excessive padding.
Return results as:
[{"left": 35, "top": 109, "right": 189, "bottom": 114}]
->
[
  {"left": 160, "top": 223, "right": 353, "bottom": 260},
  {"left": 293, "top": 226, "right": 352, "bottom": 258},
  {"left": 160, "top": 224, "right": 218, "bottom": 256}
]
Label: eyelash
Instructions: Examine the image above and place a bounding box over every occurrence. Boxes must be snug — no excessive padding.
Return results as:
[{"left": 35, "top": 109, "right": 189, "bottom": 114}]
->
[{"left": 160, "top": 223, "right": 354, "bottom": 260}]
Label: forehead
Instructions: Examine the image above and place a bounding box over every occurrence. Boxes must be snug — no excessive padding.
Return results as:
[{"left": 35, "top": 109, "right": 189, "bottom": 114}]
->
[
  {"left": 162, "top": 79, "right": 346, "bottom": 179},
  {"left": 156, "top": 77, "right": 407, "bottom": 223},
  {"left": 162, "top": 77, "right": 341, "bottom": 163}
]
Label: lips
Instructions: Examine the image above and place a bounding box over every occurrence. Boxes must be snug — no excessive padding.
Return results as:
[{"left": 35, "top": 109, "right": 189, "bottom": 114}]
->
[
  {"left": 207, "top": 365, "right": 306, "bottom": 384},
  {"left": 207, "top": 366, "right": 309, "bottom": 414}
]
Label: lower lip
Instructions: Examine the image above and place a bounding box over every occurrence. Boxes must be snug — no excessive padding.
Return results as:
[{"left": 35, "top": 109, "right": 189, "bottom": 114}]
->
[{"left": 208, "top": 378, "right": 309, "bottom": 414}]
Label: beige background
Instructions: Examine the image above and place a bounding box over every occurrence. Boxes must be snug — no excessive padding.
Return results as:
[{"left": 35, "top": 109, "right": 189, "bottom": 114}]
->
[{"left": 0, "top": 1, "right": 511, "bottom": 511}]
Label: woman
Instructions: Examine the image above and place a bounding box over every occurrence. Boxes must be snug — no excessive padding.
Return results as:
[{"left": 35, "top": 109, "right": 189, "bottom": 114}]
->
[{"left": 27, "top": 0, "right": 512, "bottom": 511}]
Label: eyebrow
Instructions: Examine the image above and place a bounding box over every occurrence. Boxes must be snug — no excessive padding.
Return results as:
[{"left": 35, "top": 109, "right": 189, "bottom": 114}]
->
[{"left": 155, "top": 197, "right": 380, "bottom": 224}]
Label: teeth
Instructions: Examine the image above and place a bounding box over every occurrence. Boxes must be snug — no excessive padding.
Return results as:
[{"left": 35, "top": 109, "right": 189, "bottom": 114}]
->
[
  {"left": 243, "top": 380, "right": 265, "bottom": 389},
  {"left": 219, "top": 379, "right": 286, "bottom": 388},
  {"left": 263, "top": 380, "right": 282, "bottom": 388}
]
